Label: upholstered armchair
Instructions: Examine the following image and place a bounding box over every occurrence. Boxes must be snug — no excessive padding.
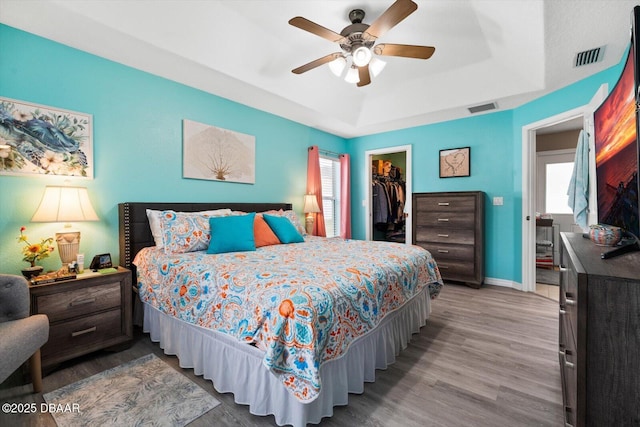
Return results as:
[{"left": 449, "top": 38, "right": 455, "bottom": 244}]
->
[{"left": 0, "top": 274, "right": 49, "bottom": 392}]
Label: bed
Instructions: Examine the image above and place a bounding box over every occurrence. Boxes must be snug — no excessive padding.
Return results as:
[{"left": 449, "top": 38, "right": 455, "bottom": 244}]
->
[{"left": 118, "top": 202, "right": 443, "bottom": 426}]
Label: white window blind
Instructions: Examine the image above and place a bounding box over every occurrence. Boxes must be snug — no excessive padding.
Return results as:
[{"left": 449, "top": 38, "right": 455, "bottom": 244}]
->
[{"left": 319, "top": 156, "right": 341, "bottom": 238}]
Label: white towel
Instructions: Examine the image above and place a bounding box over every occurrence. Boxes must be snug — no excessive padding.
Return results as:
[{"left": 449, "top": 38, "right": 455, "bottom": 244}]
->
[{"left": 567, "top": 129, "right": 589, "bottom": 230}]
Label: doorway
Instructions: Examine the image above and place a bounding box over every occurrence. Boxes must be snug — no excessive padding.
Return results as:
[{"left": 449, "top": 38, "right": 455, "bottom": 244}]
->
[
  {"left": 364, "top": 145, "right": 412, "bottom": 244},
  {"left": 521, "top": 85, "right": 607, "bottom": 293}
]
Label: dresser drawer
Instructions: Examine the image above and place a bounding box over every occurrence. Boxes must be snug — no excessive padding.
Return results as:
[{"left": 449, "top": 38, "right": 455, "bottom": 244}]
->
[
  {"left": 414, "top": 211, "right": 475, "bottom": 229},
  {"left": 415, "top": 227, "right": 475, "bottom": 245},
  {"left": 433, "top": 259, "right": 476, "bottom": 279},
  {"left": 559, "top": 347, "right": 577, "bottom": 427},
  {"left": 34, "top": 281, "right": 121, "bottom": 323},
  {"left": 42, "top": 308, "right": 122, "bottom": 361},
  {"left": 559, "top": 252, "right": 578, "bottom": 344},
  {"left": 417, "top": 243, "right": 475, "bottom": 261},
  {"left": 415, "top": 196, "right": 476, "bottom": 212}
]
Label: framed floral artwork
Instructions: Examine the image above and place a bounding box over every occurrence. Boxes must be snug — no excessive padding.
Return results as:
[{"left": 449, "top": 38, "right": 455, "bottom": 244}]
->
[
  {"left": 439, "top": 146, "right": 470, "bottom": 178},
  {"left": 0, "top": 97, "right": 93, "bottom": 178},
  {"left": 183, "top": 119, "right": 255, "bottom": 184}
]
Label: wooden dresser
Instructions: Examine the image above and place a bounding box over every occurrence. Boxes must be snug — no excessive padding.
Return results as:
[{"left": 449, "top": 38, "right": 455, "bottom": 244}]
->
[
  {"left": 559, "top": 233, "right": 640, "bottom": 426},
  {"left": 29, "top": 267, "right": 133, "bottom": 368},
  {"left": 412, "top": 191, "right": 484, "bottom": 288}
]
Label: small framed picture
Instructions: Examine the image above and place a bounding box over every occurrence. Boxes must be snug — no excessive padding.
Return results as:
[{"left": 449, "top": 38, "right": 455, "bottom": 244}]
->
[{"left": 439, "top": 147, "right": 470, "bottom": 178}]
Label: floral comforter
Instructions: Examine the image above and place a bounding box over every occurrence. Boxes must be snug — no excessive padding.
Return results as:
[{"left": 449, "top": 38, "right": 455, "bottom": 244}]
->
[{"left": 134, "top": 236, "right": 443, "bottom": 403}]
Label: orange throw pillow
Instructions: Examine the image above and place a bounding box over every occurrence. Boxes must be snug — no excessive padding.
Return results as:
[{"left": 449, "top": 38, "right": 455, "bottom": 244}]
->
[{"left": 254, "top": 214, "right": 281, "bottom": 247}]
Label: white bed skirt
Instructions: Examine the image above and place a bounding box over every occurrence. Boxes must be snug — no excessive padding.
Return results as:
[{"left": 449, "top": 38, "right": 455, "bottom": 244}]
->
[{"left": 142, "top": 285, "right": 432, "bottom": 427}]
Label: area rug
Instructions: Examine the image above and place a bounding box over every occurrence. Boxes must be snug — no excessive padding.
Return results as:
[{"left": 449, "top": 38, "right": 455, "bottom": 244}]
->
[
  {"left": 536, "top": 267, "right": 559, "bottom": 286},
  {"left": 43, "top": 353, "right": 220, "bottom": 427}
]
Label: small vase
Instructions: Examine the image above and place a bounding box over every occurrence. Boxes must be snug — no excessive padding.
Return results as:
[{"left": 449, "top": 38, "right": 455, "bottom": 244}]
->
[{"left": 21, "top": 264, "right": 44, "bottom": 279}]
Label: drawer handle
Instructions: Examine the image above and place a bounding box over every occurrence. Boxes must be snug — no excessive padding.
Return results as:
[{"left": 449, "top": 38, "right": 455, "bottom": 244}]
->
[
  {"left": 437, "top": 202, "right": 450, "bottom": 206},
  {"left": 564, "top": 406, "right": 575, "bottom": 427},
  {"left": 71, "top": 326, "right": 97, "bottom": 337},
  {"left": 437, "top": 249, "right": 449, "bottom": 253},
  {"left": 565, "top": 297, "right": 576, "bottom": 306},
  {"left": 559, "top": 307, "right": 566, "bottom": 315},
  {"left": 439, "top": 265, "right": 449, "bottom": 269},
  {"left": 437, "top": 218, "right": 449, "bottom": 222},
  {"left": 437, "top": 234, "right": 450, "bottom": 238},
  {"left": 559, "top": 350, "right": 575, "bottom": 369},
  {"left": 70, "top": 297, "right": 96, "bottom": 307}
]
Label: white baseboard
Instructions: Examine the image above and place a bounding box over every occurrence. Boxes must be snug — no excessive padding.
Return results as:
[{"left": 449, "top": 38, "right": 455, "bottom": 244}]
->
[{"left": 483, "top": 277, "right": 524, "bottom": 291}]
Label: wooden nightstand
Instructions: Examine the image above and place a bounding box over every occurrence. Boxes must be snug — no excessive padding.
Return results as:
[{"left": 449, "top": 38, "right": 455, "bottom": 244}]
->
[{"left": 29, "top": 266, "right": 133, "bottom": 368}]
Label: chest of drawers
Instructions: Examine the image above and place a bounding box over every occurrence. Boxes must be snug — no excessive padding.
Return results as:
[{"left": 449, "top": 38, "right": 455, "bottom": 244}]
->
[
  {"left": 29, "top": 267, "right": 132, "bottom": 368},
  {"left": 559, "top": 233, "right": 640, "bottom": 426},
  {"left": 412, "top": 191, "right": 484, "bottom": 288}
]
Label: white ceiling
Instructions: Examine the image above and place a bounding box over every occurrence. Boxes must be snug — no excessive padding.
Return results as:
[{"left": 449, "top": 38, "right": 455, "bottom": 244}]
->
[{"left": 0, "top": 0, "right": 637, "bottom": 138}]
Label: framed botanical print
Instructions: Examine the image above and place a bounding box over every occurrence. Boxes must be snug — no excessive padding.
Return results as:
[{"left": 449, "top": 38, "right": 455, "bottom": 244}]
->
[{"left": 439, "top": 146, "right": 470, "bottom": 178}]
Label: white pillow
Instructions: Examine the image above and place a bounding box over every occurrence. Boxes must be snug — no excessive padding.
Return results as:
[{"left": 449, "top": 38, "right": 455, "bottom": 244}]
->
[{"left": 146, "top": 208, "right": 232, "bottom": 248}]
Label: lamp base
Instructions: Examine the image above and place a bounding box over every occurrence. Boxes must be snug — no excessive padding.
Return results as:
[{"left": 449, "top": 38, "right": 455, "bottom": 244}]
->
[
  {"left": 56, "top": 230, "right": 81, "bottom": 264},
  {"left": 305, "top": 215, "right": 315, "bottom": 235}
]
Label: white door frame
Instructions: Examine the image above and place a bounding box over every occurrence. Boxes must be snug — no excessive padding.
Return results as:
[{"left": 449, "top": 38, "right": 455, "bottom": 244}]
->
[
  {"left": 365, "top": 144, "right": 412, "bottom": 244},
  {"left": 521, "top": 85, "right": 607, "bottom": 292}
]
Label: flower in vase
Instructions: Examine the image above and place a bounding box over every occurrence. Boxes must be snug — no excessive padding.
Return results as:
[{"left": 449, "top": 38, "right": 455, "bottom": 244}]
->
[{"left": 18, "top": 226, "right": 54, "bottom": 266}]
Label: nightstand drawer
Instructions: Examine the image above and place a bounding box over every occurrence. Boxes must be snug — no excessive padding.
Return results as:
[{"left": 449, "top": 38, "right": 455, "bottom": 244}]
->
[
  {"left": 35, "top": 281, "right": 121, "bottom": 322},
  {"left": 42, "top": 308, "right": 122, "bottom": 360}
]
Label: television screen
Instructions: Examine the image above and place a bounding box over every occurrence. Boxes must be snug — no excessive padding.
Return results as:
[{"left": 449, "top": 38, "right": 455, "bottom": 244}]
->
[{"left": 593, "top": 47, "right": 640, "bottom": 238}]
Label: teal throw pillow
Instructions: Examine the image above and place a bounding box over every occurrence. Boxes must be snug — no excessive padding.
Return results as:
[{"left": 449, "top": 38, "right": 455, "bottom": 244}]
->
[
  {"left": 263, "top": 214, "right": 304, "bottom": 244},
  {"left": 207, "top": 213, "right": 256, "bottom": 254}
]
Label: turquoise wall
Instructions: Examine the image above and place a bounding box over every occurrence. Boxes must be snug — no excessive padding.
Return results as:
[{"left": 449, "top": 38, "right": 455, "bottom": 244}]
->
[
  {"left": 348, "top": 111, "right": 517, "bottom": 281},
  {"left": 0, "top": 23, "right": 626, "bottom": 285},
  {"left": 348, "top": 63, "right": 623, "bottom": 283},
  {"left": 0, "top": 24, "right": 346, "bottom": 274}
]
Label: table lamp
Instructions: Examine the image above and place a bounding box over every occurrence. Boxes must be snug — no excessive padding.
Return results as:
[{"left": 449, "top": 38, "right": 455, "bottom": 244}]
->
[
  {"left": 31, "top": 185, "right": 99, "bottom": 265},
  {"left": 303, "top": 194, "right": 321, "bottom": 235}
]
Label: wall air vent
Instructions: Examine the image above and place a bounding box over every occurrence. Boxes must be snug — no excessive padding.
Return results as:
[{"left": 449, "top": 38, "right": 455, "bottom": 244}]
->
[
  {"left": 574, "top": 46, "right": 605, "bottom": 67},
  {"left": 468, "top": 102, "right": 497, "bottom": 114}
]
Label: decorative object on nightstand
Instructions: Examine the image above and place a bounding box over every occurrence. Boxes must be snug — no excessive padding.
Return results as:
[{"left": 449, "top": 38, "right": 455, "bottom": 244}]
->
[
  {"left": 17, "top": 226, "right": 54, "bottom": 279},
  {"left": 303, "top": 194, "right": 321, "bottom": 235},
  {"left": 31, "top": 185, "right": 99, "bottom": 265}
]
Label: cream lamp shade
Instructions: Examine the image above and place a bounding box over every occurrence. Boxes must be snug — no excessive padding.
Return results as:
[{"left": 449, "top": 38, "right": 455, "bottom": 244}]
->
[
  {"left": 31, "top": 186, "right": 99, "bottom": 265},
  {"left": 303, "top": 194, "right": 321, "bottom": 235}
]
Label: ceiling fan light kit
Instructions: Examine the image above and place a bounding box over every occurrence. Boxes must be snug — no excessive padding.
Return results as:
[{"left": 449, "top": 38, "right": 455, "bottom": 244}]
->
[
  {"left": 345, "top": 66, "right": 360, "bottom": 84},
  {"left": 352, "top": 46, "right": 372, "bottom": 67},
  {"left": 328, "top": 56, "right": 347, "bottom": 76},
  {"left": 289, "top": 0, "right": 435, "bottom": 87}
]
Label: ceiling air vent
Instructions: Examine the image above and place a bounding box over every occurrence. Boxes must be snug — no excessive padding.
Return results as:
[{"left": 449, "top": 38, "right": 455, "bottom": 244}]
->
[
  {"left": 468, "top": 102, "right": 497, "bottom": 114},
  {"left": 574, "top": 46, "right": 605, "bottom": 67}
]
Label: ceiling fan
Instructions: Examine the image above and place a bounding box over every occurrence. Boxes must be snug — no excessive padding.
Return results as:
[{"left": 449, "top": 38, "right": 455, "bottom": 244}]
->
[{"left": 289, "top": 0, "right": 435, "bottom": 87}]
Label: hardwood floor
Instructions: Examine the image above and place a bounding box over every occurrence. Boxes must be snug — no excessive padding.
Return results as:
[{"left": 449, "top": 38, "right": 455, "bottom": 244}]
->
[
  {"left": 535, "top": 283, "right": 560, "bottom": 302},
  {"left": 1, "top": 284, "right": 563, "bottom": 426}
]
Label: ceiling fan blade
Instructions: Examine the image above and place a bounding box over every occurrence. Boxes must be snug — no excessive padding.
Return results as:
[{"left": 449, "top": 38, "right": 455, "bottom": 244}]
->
[
  {"left": 364, "top": 0, "right": 418, "bottom": 40},
  {"left": 357, "top": 66, "right": 371, "bottom": 87},
  {"left": 289, "top": 17, "right": 346, "bottom": 43},
  {"left": 292, "top": 53, "right": 342, "bottom": 74},
  {"left": 374, "top": 43, "right": 435, "bottom": 59}
]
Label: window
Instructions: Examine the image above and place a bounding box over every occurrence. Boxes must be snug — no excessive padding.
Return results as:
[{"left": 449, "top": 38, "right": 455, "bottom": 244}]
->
[
  {"left": 320, "top": 156, "right": 341, "bottom": 237},
  {"left": 545, "top": 162, "right": 574, "bottom": 214},
  {"left": 537, "top": 150, "right": 575, "bottom": 215}
]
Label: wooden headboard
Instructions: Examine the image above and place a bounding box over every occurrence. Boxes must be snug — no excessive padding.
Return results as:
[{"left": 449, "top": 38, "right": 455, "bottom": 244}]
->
[{"left": 118, "top": 202, "right": 293, "bottom": 278}]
